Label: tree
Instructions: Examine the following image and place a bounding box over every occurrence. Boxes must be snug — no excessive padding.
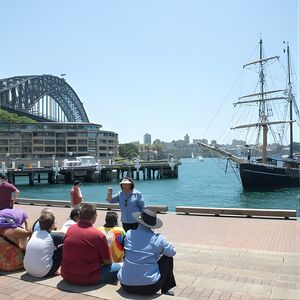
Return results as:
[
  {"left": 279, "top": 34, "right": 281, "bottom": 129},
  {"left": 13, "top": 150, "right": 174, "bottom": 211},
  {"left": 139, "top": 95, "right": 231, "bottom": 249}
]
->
[
  {"left": 0, "top": 109, "right": 36, "bottom": 123},
  {"left": 152, "top": 140, "right": 163, "bottom": 160},
  {"left": 118, "top": 143, "right": 140, "bottom": 160}
]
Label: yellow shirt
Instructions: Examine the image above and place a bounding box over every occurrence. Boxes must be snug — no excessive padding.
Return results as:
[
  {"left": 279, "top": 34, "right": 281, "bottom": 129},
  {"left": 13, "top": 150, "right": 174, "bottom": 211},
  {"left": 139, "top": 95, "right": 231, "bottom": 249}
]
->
[{"left": 98, "top": 226, "right": 125, "bottom": 262}]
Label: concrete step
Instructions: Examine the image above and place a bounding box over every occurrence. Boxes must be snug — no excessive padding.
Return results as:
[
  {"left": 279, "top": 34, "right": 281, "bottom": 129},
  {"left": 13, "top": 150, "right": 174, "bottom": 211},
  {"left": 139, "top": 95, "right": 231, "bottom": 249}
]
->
[{"left": 172, "top": 243, "right": 300, "bottom": 299}]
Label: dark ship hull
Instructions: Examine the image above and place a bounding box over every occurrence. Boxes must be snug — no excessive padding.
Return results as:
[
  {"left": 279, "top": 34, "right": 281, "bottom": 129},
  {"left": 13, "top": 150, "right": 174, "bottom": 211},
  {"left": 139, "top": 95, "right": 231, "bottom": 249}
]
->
[{"left": 239, "top": 162, "right": 300, "bottom": 190}]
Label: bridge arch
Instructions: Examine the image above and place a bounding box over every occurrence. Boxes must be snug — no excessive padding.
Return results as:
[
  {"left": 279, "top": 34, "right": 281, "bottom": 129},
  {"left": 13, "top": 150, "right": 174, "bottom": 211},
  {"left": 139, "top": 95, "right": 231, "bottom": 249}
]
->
[{"left": 0, "top": 74, "right": 89, "bottom": 122}]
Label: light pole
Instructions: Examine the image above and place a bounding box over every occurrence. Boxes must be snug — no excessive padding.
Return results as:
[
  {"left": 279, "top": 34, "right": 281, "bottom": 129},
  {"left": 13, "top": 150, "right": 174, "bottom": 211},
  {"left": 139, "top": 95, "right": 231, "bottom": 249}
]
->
[
  {"left": 108, "top": 151, "right": 113, "bottom": 165},
  {"left": 146, "top": 146, "right": 150, "bottom": 161},
  {"left": 52, "top": 154, "right": 56, "bottom": 167},
  {"left": 6, "top": 153, "right": 10, "bottom": 168}
]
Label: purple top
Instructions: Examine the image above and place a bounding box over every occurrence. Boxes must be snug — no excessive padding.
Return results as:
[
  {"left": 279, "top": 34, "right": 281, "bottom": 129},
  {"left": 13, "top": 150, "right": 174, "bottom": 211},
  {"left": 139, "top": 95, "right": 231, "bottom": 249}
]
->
[{"left": 0, "top": 208, "right": 28, "bottom": 229}]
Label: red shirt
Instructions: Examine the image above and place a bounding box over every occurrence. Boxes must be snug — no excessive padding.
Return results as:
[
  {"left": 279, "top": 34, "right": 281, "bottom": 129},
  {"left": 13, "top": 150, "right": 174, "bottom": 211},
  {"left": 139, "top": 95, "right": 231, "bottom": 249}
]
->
[
  {"left": 0, "top": 182, "right": 17, "bottom": 210},
  {"left": 70, "top": 186, "right": 82, "bottom": 206},
  {"left": 61, "top": 220, "right": 111, "bottom": 285}
]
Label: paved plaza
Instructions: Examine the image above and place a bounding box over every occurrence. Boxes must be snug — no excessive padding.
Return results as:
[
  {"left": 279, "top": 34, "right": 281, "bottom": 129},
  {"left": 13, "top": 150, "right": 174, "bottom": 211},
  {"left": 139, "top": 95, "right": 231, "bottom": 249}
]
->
[{"left": 0, "top": 204, "right": 299, "bottom": 300}]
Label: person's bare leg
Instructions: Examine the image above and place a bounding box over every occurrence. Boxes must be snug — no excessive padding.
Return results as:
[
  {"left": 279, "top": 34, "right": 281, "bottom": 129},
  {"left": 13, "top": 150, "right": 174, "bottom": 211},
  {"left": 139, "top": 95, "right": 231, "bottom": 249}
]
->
[{"left": 2, "top": 228, "right": 31, "bottom": 250}]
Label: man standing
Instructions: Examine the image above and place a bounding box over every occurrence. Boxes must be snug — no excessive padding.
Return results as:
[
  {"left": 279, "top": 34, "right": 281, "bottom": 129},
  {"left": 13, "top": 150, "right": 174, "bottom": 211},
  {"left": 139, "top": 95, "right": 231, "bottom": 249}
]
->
[
  {"left": 0, "top": 175, "right": 19, "bottom": 210},
  {"left": 61, "top": 203, "right": 121, "bottom": 285},
  {"left": 70, "top": 181, "right": 83, "bottom": 208}
]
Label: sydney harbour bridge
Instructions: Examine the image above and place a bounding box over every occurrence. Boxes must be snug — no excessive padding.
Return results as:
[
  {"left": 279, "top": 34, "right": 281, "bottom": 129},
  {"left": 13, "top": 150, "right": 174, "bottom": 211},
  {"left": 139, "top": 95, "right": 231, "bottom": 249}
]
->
[{"left": 0, "top": 74, "right": 89, "bottom": 122}]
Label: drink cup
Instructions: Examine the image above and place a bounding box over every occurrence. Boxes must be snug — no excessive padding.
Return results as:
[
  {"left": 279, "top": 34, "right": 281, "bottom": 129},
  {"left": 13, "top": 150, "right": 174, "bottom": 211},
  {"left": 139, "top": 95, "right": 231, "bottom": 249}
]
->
[{"left": 107, "top": 187, "right": 113, "bottom": 195}]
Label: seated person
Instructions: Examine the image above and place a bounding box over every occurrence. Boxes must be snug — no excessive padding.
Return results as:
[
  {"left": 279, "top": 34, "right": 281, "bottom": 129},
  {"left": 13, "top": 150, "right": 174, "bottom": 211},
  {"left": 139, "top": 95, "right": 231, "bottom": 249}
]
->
[
  {"left": 0, "top": 208, "right": 31, "bottom": 250},
  {"left": 32, "top": 207, "right": 56, "bottom": 232},
  {"left": 61, "top": 203, "right": 121, "bottom": 285},
  {"left": 60, "top": 208, "right": 80, "bottom": 233},
  {"left": 99, "top": 211, "right": 125, "bottom": 262},
  {"left": 0, "top": 208, "right": 32, "bottom": 271},
  {"left": 118, "top": 208, "right": 176, "bottom": 296},
  {"left": 24, "top": 212, "right": 65, "bottom": 278}
]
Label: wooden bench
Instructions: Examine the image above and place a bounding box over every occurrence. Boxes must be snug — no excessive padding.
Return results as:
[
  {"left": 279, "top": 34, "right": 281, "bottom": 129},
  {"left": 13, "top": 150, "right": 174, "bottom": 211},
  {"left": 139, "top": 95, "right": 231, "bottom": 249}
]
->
[
  {"left": 16, "top": 198, "right": 168, "bottom": 213},
  {"left": 175, "top": 206, "right": 297, "bottom": 219}
]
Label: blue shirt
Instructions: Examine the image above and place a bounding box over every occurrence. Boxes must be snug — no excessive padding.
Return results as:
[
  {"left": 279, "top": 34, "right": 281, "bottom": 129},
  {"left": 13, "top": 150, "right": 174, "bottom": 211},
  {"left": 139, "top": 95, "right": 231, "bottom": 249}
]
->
[
  {"left": 109, "top": 189, "right": 145, "bottom": 224},
  {"left": 117, "top": 225, "right": 176, "bottom": 286}
]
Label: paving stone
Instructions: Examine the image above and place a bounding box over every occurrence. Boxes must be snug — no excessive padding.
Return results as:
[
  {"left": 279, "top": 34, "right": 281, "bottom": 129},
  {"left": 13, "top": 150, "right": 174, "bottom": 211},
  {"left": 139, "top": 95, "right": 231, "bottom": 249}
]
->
[{"left": 0, "top": 205, "right": 298, "bottom": 300}]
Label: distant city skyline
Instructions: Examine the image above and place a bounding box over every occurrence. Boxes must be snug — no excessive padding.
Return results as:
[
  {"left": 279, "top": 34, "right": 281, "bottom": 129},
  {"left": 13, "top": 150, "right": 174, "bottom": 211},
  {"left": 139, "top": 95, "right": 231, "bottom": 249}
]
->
[{"left": 1, "top": 1, "right": 298, "bottom": 145}]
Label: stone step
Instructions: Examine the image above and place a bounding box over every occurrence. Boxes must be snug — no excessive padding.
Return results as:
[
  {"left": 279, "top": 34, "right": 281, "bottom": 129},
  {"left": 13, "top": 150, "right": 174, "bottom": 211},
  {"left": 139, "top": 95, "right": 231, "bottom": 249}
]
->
[{"left": 172, "top": 243, "right": 300, "bottom": 299}]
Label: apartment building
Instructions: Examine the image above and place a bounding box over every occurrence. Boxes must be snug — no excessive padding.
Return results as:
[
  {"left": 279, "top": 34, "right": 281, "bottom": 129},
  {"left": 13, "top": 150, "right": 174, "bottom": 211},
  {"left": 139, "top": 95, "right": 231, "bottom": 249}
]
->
[{"left": 0, "top": 122, "right": 118, "bottom": 160}]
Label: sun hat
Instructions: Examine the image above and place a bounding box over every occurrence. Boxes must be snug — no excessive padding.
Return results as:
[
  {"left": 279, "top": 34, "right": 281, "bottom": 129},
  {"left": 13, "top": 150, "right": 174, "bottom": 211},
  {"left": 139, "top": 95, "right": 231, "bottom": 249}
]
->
[
  {"left": 132, "top": 208, "right": 163, "bottom": 229},
  {"left": 120, "top": 178, "right": 132, "bottom": 185}
]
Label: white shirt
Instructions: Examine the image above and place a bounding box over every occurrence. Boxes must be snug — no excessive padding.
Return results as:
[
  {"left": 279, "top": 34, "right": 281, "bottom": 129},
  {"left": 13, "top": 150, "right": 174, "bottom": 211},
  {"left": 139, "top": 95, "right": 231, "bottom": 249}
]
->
[
  {"left": 60, "top": 219, "right": 76, "bottom": 233},
  {"left": 24, "top": 230, "right": 55, "bottom": 277}
]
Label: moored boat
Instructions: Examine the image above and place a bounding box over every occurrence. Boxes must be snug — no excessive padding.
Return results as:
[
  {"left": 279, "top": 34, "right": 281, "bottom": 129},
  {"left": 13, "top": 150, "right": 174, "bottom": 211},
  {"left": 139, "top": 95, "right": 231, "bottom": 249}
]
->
[
  {"left": 63, "top": 156, "right": 98, "bottom": 169},
  {"left": 198, "top": 39, "right": 300, "bottom": 190}
]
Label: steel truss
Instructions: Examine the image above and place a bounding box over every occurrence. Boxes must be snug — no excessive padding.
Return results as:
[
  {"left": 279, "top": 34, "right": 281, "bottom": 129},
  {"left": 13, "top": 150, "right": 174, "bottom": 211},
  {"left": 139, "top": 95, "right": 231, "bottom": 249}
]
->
[{"left": 0, "top": 75, "right": 89, "bottom": 122}]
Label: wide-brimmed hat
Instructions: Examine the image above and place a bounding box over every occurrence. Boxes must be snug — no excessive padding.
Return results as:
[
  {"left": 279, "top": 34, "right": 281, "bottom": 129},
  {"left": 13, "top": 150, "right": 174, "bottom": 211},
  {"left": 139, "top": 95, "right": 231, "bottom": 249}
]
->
[
  {"left": 132, "top": 208, "right": 163, "bottom": 229},
  {"left": 120, "top": 178, "right": 132, "bottom": 185}
]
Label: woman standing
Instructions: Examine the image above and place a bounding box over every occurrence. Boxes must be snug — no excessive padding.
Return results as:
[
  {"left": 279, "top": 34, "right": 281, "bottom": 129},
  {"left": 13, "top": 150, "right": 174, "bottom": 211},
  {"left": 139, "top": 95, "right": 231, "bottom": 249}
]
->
[{"left": 106, "top": 177, "right": 145, "bottom": 231}]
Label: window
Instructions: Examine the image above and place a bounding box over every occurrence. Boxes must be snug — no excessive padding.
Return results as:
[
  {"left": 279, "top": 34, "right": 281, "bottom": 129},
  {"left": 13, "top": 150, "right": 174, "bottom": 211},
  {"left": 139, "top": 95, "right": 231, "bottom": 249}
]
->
[
  {"left": 78, "top": 146, "right": 88, "bottom": 152},
  {"left": 45, "top": 147, "right": 55, "bottom": 152},
  {"left": 45, "top": 140, "right": 55, "bottom": 145},
  {"left": 56, "top": 140, "right": 65, "bottom": 145},
  {"left": 78, "top": 140, "right": 87, "bottom": 145},
  {"left": 33, "top": 139, "right": 43, "bottom": 144},
  {"left": 67, "top": 140, "right": 77, "bottom": 145},
  {"left": 9, "top": 140, "right": 21, "bottom": 146},
  {"left": 67, "top": 132, "right": 77, "bottom": 137}
]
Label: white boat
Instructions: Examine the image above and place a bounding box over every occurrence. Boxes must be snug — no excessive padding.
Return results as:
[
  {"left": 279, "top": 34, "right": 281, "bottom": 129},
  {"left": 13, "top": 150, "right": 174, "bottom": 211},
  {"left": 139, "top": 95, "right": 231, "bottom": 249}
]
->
[
  {"left": 63, "top": 156, "right": 98, "bottom": 168},
  {"left": 198, "top": 156, "right": 204, "bottom": 161}
]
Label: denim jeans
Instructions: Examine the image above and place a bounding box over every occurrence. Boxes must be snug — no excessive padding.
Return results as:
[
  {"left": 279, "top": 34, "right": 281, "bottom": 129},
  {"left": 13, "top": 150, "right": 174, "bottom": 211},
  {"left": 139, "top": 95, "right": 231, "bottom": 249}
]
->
[{"left": 99, "top": 263, "right": 121, "bottom": 284}]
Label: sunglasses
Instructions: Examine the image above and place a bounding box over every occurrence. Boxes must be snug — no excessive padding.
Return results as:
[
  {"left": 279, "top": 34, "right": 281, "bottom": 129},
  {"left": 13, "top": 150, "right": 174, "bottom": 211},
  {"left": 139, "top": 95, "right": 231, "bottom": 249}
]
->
[{"left": 124, "top": 194, "right": 132, "bottom": 207}]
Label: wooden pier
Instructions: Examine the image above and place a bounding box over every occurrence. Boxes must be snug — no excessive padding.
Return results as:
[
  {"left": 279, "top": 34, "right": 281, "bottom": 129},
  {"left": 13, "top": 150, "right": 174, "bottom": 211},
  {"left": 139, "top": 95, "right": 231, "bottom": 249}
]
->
[
  {"left": 5, "top": 160, "right": 181, "bottom": 185},
  {"left": 6, "top": 167, "right": 56, "bottom": 185}
]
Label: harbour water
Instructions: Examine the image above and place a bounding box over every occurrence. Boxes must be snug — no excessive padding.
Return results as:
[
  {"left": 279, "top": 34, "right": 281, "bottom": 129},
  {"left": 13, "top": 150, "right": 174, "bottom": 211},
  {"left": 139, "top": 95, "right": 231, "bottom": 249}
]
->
[{"left": 18, "top": 158, "right": 300, "bottom": 216}]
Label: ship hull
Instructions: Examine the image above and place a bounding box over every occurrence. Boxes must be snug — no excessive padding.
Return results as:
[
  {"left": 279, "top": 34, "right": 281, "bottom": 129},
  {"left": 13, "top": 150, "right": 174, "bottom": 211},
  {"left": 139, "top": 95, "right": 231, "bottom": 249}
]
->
[{"left": 239, "top": 162, "right": 300, "bottom": 190}]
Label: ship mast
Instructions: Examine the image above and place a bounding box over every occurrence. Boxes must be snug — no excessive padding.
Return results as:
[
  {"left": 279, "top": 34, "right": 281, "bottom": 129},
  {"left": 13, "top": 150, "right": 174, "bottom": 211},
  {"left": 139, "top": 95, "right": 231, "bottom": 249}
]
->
[
  {"left": 287, "top": 43, "right": 294, "bottom": 158},
  {"left": 259, "top": 39, "right": 268, "bottom": 163},
  {"left": 233, "top": 39, "right": 280, "bottom": 163}
]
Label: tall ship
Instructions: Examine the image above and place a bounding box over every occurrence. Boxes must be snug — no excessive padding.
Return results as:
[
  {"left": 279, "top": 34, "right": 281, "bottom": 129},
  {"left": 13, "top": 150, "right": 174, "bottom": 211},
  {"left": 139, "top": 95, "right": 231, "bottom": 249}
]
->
[{"left": 199, "top": 39, "right": 299, "bottom": 190}]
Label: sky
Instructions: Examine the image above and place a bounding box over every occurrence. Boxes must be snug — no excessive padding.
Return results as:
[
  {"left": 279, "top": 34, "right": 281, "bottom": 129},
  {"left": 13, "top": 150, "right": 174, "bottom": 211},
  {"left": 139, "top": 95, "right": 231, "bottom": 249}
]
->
[{"left": 1, "top": 0, "right": 299, "bottom": 144}]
